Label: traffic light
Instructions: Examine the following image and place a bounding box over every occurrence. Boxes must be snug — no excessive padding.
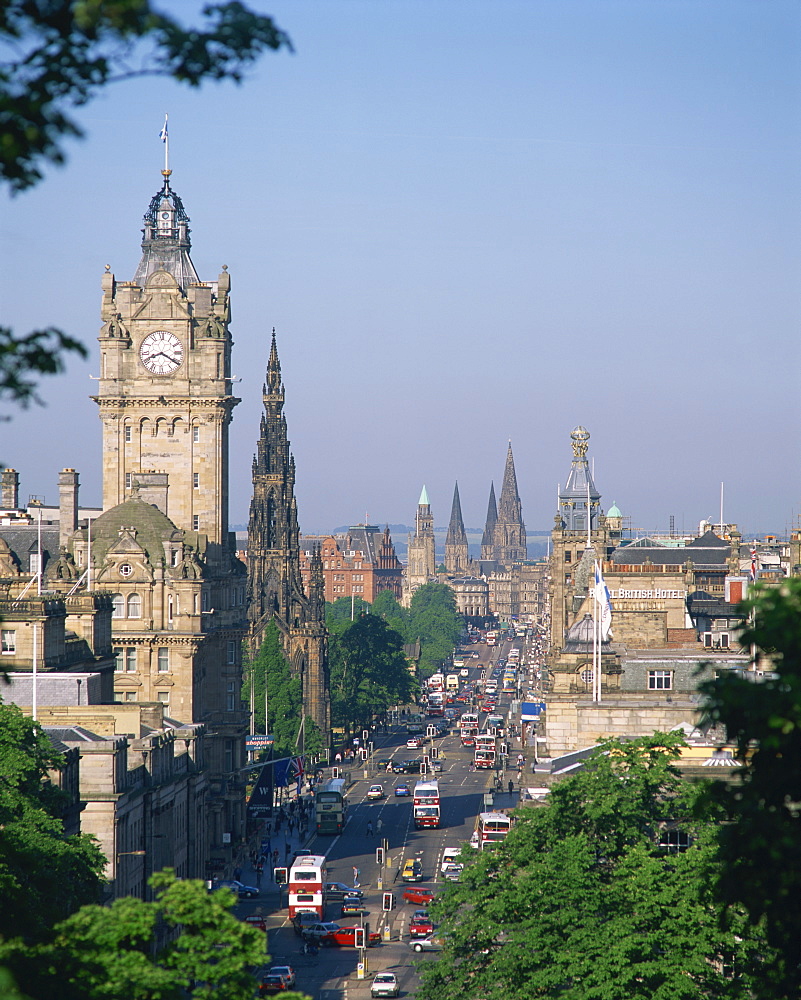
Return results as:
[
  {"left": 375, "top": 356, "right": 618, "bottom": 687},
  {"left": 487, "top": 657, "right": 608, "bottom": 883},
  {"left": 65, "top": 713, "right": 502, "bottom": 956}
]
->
[
  {"left": 355, "top": 927, "right": 366, "bottom": 948},
  {"left": 332, "top": 766, "right": 340, "bottom": 778},
  {"left": 376, "top": 847, "right": 384, "bottom": 864},
  {"left": 419, "top": 761, "right": 427, "bottom": 775},
  {"left": 362, "top": 729, "right": 369, "bottom": 743},
  {"left": 382, "top": 892, "right": 395, "bottom": 911},
  {"left": 274, "top": 867, "right": 288, "bottom": 885},
  {"left": 430, "top": 746, "right": 439, "bottom": 758}
]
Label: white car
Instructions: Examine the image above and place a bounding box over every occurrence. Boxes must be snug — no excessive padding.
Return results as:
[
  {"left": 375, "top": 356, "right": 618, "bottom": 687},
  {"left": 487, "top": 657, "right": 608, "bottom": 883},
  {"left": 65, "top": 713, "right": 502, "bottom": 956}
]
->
[
  {"left": 440, "top": 847, "right": 462, "bottom": 873},
  {"left": 371, "top": 972, "right": 399, "bottom": 997},
  {"left": 367, "top": 784, "right": 385, "bottom": 800},
  {"left": 267, "top": 965, "right": 296, "bottom": 987}
]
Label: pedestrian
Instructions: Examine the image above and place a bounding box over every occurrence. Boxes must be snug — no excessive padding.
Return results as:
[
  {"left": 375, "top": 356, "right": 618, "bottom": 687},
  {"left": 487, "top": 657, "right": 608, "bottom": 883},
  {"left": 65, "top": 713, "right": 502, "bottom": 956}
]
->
[
  {"left": 272, "top": 849, "right": 279, "bottom": 867},
  {"left": 233, "top": 866, "right": 242, "bottom": 881},
  {"left": 376, "top": 818, "right": 383, "bottom": 836},
  {"left": 352, "top": 866, "right": 360, "bottom": 888},
  {"left": 366, "top": 820, "right": 373, "bottom": 837},
  {"left": 508, "top": 779, "right": 514, "bottom": 796}
]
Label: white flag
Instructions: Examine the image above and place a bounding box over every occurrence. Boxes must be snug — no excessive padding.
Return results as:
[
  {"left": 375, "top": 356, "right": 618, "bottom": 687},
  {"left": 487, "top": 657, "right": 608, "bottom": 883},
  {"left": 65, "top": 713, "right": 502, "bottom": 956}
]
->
[
  {"left": 594, "top": 561, "right": 613, "bottom": 640},
  {"left": 159, "top": 115, "right": 169, "bottom": 142}
]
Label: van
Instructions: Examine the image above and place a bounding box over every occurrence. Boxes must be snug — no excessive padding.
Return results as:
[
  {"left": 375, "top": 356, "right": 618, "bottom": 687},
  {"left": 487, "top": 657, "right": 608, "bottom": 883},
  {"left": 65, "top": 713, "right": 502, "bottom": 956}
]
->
[{"left": 440, "top": 847, "right": 462, "bottom": 873}]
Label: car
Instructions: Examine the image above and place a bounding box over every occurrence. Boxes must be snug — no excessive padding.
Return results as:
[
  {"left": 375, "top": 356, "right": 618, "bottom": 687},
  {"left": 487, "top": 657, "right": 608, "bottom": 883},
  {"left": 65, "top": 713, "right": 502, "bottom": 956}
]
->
[
  {"left": 291, "top": 911, "right": 320, "bottom": 936},
  {"left": 401, "top": 858, "right": 423, "bottom": 882},
  {"left": 325, "top": 882, "right": 363, "bottom": 900},
  {"left": 258, "top": 973, "right": 289, "bottom": 995},
  {"left": 300, "top": 922, "right": 341, "bottom": 945},
  {"left": 392, "top": 760, "right": 409, "bottom": 773},
  {"left": 402, "top": 885, "right": 436, "bottom": 906},
  {"left": 443, "top": 863, "right": 463, "bottom": 881},
  {"left": 212, "top": 879, "right": 259, "bottom": 899},
  {"left": 409, "top": 935, "right": 443, "bottom": 953},
  {"left": 370, "top": 972, "right": 399, "bottom": 997},
  {"left": 409, "top": 915, "right": 434, "bottom": 938},
  {"left": 460, "top": 668, "right": 469, "bottom": 676},
  {"left": 440, "top": 847, "right": 462, "bottom": 873},
  {"left": 267, "top": 966, "right": 296, "bottom": 988},
  {"left": 406, "top": 737, "right": 423, "bottom": 749},
  {"left": 367, "top": 784, "right": 385, "bottom": 800},
  {"left": 340, "top": 900, "right": 369, "bottom": 917},
  {"left": 331, "top": 925, "right": 382, "bottom": 947},
  {"left": 394, "top": 783, "right": 410, "bottom": 796}
]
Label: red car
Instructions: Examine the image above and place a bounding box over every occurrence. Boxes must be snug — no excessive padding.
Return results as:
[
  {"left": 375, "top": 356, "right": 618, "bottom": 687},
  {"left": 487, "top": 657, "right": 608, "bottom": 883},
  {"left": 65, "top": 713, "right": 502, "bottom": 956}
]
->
[
  {"left": 402, "top": 886, "right": 436, "bottom": 906},
  {"left": 331, "top": 926, "right": 382, "bottom": 947},
  {"left": 409, "top": 915, "right": 435, "bottom": 938}
]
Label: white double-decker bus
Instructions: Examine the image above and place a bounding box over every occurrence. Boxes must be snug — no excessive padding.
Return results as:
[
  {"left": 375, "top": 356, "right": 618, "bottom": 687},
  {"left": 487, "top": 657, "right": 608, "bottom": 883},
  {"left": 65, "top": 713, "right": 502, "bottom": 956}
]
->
[{"left": 288, "top": 853, "right": 327, "bottom": 918}]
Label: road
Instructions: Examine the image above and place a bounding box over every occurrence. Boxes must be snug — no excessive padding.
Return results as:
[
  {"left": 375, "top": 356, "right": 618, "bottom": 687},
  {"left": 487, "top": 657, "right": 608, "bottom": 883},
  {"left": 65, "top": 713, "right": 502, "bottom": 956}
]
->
[{"left": 243, "top": 637, "right": 524, "bottom": 999}]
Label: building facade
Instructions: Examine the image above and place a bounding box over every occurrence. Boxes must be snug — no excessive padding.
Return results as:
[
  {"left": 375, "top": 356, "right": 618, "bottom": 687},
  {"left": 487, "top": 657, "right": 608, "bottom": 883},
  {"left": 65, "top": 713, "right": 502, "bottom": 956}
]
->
[{"left": 299, "top": 525, "right": 403, "bottom": 603}]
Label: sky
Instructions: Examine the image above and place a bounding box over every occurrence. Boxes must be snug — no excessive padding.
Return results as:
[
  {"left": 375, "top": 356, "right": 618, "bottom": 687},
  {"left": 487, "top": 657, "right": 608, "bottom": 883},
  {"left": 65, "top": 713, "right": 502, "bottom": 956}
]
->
[{"left": 2, "top": 0, "right": 800, "bottom": 541}]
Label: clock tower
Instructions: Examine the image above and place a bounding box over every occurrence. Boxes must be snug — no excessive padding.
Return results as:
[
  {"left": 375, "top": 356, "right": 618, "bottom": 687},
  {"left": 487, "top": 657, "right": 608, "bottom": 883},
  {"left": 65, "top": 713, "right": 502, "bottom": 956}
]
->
[{"left": 95, "top": 168, "right": 238, "bottom": 557}]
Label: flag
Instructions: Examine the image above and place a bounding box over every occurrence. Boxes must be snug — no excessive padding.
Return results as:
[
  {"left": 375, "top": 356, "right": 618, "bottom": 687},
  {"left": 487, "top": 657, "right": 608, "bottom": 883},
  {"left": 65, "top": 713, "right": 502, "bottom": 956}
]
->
[
  {"left": 159, "top": 115, "right": 168, "bottom": 142},
  {"left": 594, "top": 561, "right": 613, "bottom": 640},
  {"left": 750, "top": 548, "right": 758, "bottom": 583}
]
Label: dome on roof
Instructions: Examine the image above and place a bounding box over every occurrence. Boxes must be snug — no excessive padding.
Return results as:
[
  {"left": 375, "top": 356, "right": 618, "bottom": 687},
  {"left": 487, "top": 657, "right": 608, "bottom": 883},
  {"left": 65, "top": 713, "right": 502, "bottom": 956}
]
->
[
  {"left": 607, "top": 501, "right": 622, "bottom": 518},
  {"left": 87, "top": 496, "right": 183, "bottom": 565}
]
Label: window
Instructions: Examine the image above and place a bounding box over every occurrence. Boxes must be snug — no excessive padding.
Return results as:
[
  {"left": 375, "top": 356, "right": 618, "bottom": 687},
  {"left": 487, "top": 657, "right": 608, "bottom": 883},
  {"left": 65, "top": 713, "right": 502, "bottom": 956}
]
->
[
  {"left": 127, "top": 593, "right": 141, "bottom": 618},
  {"left": 1, "top": 630, "right": 16, "bottom": 654},
  {"left": 125, "top": 472, "right": 132, "bottom": 488},
  {"left": 29, "top": 553, "right": 40, "bottom": 575},
  {"left": 125, "top": 647, "right": 137, "bottom": 672},
  {"left": 227, "top": 641, "right": 237, "bottom": 665},
  {"left": 193, "top": 472, "right": 199, "bottom": 489},
  {"left": 202, "top": 591, "right": 210, "bottom": 612},
  {"left": 193, "top": 426, "right": 200, "bottom": 443},
  {"left": 112, "top": 594, "right": 125, "bottom": 618},
  {"left": 157, "top": 647, "right": 169, "bottom": 673},
  {"left": 564, "top": 550, "right": 572, "bottom": 564},
  {"left": 227, "top": 681, "right": 236, "bottom": 711},
  {"left": 124, "top": 425, "right": 132, "bottom": 442},
  {"left": 648, "top": 670, "right": 672, "bottom": 690},
  {"left": 125, "top": 691, "right": 137, "bottom": 702},
  {"left": 580, "top": 668, "right": 593, "bottom": 684},
  {"left": 659, "top": 828, "right": 690, "bottom": 853},
  {"left": 157, "top": 691, "right": 170, "bottom": 710},
  {"left": 192, "top": 515, "right": 200, "bottom": 530},
  {"left": 224, "top": 740, "right": 235, "bottom": 772},
  {"left": 168, "top": 595, "right": 174, "bottom": 623},
  {"left": 119, "top": 563, "right": 133, "bottom": 577}
]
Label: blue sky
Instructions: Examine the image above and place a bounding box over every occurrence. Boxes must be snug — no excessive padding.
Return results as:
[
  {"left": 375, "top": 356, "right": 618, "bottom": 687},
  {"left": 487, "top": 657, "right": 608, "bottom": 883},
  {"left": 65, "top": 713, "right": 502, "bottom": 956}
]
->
[{"left": 2, "top": 1, "right": 799, "bottom": 539}]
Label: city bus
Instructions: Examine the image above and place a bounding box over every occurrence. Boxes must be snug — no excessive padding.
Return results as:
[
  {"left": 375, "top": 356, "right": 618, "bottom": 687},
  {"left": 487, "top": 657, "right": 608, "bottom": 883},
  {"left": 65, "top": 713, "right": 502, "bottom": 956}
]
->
[
  {"left": 474, "top": 811, "right": 512, "bottom": 850},
  {"left": 459, "top": 711, "right": 479, "bottom": 743},
  {"left": 486, "top": 713, "right": 505, "bottom": 737},
  {"left": 315, "top": 777, "right": 347, "bottom": 835},
  {"left": 502, "top": 670, "right": 516, "bottom": 695},
  {"left": 427, "top": 690, "right": 444, "bottom": 716},
  {"left": 474, "top": 731, "right": 497, "bottom": 769},
  {"left": 288, "top": 853, "right": 327, "bottom": 918},
  {"left": 406, "top": 713, "right": 425, "bottom": 734},
  {"left": 413, "top": 779, "right": 441, "bottom": 828},
  {"left": 485, "top": 631, "right": 497, "bottom": 647}
]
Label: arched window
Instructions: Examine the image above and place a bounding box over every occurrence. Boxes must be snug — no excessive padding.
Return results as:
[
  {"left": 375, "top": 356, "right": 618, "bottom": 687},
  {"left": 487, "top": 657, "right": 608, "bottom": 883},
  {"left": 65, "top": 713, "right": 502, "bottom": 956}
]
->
[
  {"left": 267, "top": 493, "right": 277, "bottom": 548},
  {"left": 112, "top": 594, "right": 125, "bottom": 618},
  {"left": 127, "top": 593, "right": 142, "bottom": 618}
]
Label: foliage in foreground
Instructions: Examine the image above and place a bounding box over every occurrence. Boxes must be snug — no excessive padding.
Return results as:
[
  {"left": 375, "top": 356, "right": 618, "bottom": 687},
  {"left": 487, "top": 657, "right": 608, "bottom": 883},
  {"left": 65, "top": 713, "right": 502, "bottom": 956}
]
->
[{"left": 419, "top": 733, "right": 762, "bottom": 1000}]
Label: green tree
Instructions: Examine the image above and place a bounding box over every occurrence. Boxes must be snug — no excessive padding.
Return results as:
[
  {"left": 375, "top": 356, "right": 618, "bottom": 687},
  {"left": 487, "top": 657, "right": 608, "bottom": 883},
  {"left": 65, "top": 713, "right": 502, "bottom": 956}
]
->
[
  {"left": 698, "top": 579, "right": 801, "bottom": 999},
  {"left": 0, "top": 0, "right": 291, "bottom": 418},
  {"left": 325, "top": 596, "right": 371, "bottom": 635},
  {"left": 419, "top": 734, "right": 755, "bottom": 1000},
  {"left": 243, "top": 623, "right": 302, "bottom": 758},
  {"left": 370, "top": 589, "right": 410, "bottom": 641},
  {"left": 408, "top": 582, "right": 462, "bottom": 676},
  {"left": 0, "top": 870, "right": 312, "bottom": 1000},
  {"left": 0, "top": 702, "right": 105, "bottom": 942},
  {"left": 328, "top": 615, "right": 416, "bottom": 732}
]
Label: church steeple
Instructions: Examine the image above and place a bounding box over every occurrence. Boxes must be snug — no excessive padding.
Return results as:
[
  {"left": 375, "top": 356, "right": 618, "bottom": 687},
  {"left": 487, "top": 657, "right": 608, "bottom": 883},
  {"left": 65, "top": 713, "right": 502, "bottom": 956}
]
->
[
  {"left": 133, "top": 170, "right": 200, "bottom": 289},
  {"left": 495, "top": 441, "right": 527, "bottom": 563},
  {"left": 445, "top": 481, "right": 469, "bottom": 574},
  {"left": 481, "top": 482, "right": 498, "bottom": 560}
]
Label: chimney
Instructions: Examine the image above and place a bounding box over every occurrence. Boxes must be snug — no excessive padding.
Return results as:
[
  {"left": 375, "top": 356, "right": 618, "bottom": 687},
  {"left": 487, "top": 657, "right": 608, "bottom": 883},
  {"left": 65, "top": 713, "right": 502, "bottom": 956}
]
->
[
  {"left": 59, "top": 468, "right": 79, "bottom": 548},
  {"left": 1, "top": 468, "right": 19, "bottom": 510},
  {"left": 133, "top": 471, "right": 169, "bottom": 515}
]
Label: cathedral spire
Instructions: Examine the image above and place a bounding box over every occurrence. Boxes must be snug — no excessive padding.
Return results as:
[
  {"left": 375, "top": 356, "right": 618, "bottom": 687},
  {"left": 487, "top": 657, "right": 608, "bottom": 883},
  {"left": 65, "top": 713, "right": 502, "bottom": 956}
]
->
[
  {"left": 445, "top": 481, "right": 468, "bottom": 575},
  {"left": 494, "top": 440, "right": 527, "bottom": 563},
  {"left": 133, "top": 169, "right": 200, "bottom": 289},
  {"left": 481, "top": 482, "right": 497, "bottom": 560}
]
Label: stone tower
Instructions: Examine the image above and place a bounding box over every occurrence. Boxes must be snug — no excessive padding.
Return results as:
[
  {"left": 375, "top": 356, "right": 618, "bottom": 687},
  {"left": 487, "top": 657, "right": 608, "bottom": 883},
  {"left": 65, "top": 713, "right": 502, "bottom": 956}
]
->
[
  {"left": 481, "top": 482, "right": 498, "bottom": 561},
  {"left": 445, "top": 481, "right": 469, "bottom": 574},
  {"left": 494, "top": 441, "right": 527, "bottom": 563},
  {"left": 90, "top": 165, "right": 249, "bottom": 849},
  {"left": 95, "top": 169, "right": 238, "bottom": 561},
  {"left": 549, "top": 426, "right": 610, "bottom": 651},
  {"left": 247, "top": 330, "right": 330, "bottom": 737},
  {"left": 403, "top": 486, "right": 436, "bottom": 604}
]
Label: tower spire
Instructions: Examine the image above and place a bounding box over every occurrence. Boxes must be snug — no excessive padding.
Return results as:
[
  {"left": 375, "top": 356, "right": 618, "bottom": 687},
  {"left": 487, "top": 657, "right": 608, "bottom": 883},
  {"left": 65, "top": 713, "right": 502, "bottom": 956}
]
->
[
  {"left": 133, "top": 163, "right": 199, "bottom": 289},
  {"left": 494, "top": 441, "right": 527, "bottom": 563},
  {"left": 445, "top": 481, "right": 469, "bottom": 574},
  {"left": 481, "top": 482, "right": 498, "bottom": 561}
]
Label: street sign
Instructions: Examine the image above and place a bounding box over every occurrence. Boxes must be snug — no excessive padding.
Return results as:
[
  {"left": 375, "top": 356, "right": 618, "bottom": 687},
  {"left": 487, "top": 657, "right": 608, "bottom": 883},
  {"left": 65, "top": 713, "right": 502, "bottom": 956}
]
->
[{"left": 245, "top": 734, "right": 274, "bottom": 750}]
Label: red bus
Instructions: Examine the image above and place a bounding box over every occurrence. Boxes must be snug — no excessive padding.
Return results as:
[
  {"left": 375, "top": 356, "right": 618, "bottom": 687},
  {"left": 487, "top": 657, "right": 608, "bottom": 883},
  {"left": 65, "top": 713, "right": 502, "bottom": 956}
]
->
[{"left": 413, "top": 780, "right": 441, "bottom": 829}]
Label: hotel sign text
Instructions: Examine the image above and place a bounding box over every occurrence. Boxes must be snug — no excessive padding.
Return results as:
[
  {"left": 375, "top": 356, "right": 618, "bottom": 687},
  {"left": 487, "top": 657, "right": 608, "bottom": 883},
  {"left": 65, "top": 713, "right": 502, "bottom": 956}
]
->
[{"left": 611, "top": 589, "right": 686, "bottom": 600}]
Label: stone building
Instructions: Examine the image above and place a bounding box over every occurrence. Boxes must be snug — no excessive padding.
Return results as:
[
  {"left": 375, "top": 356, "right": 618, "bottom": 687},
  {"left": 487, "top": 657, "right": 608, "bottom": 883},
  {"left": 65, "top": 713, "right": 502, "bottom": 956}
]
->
[
  {"left": 246, "top": 331, "right": 330, "bottom": 738},
  {"left": 299, "top": 525, "right": 403, "bottom": 603},
  {"left": 444, "top": 483, "right": 469, "bottom": 575},
  {"left": 403, "top": 486, "right": 436, "bottom": 605},
  {"left": 449, "top": 576, "right": 490, "bottom": 620}
]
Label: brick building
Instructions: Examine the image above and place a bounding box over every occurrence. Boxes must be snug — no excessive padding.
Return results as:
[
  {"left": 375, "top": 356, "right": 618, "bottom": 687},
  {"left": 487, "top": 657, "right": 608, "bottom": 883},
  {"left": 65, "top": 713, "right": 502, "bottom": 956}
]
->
[{"left": 299, "top": 525, "right": 403, "bottom": 604}]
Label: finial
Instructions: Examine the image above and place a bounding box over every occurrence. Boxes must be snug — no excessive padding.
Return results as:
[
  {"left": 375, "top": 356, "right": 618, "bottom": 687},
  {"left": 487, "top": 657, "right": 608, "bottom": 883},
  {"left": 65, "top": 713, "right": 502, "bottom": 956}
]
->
[
  {"left": 104, "top": 263, "right": 110, "bottom": 271},
  {"left": 222, "top": 264, "right": 228, "bottom": 271}
]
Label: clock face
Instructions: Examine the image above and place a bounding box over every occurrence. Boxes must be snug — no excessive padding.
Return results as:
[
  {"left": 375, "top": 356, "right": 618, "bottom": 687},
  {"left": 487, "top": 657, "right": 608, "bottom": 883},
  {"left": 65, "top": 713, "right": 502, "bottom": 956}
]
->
[{"left": 140, "top": 331, "right": 183, "bottom": 375}]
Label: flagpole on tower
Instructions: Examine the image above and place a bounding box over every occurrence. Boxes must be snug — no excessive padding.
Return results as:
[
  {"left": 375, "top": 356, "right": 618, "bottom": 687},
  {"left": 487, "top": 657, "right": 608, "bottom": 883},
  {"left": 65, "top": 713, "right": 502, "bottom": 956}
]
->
[{"left": 159, "top": 114, "right": 170, "bottom": 174}]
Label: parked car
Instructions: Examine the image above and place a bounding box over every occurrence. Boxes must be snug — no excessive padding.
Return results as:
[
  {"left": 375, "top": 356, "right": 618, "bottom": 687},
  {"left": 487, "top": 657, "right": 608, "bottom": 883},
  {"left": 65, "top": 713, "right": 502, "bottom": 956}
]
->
[
  {"left": 266, "top": 966, "right": 295, "bottom": 988},
  {"left": 367, "top": 784, "right": 385, "bottom": 800},
  {"left": 212, "top": 879, "right": 259, "bottom": 899},
  {"left": 291, "top": 911, "right": 319, "bottom": 936},
  {"left": 325, "top": 882, "right": 363, "bottom": 901},
  {"left": 402, "top": 885, "right": 436, "bottom": 906},
  {"left": 258, "top": 973, "right": 289, "bottom": 995},
  {"left": 300, "top": 922, "right": 341, "bottom": 945},
  {"left": 394, "top": 783, "right": 410, "bottom": 797},
  {"left": 371, "top": 972, "right": 399, "bottom": 997},
  {"left": 401, "top": 859, "right": 423, "bottom": 882},
  {"left": 409, "top": 935, "right": 443, "bottom": 953}
]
